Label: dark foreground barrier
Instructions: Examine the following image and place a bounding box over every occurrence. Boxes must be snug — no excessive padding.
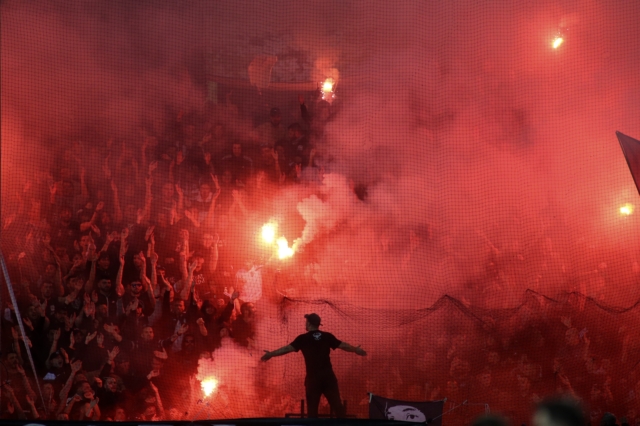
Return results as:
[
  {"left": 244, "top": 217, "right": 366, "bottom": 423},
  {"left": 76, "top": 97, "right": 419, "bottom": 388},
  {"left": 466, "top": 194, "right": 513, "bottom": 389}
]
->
[{"left": 0, "top": 419, "right": 411, "bottom": 426}]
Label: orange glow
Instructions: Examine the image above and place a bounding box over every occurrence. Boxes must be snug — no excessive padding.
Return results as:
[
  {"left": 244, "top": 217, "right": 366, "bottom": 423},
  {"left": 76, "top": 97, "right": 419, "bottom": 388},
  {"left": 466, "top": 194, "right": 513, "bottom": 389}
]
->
[
  {"left": 322, "top": 78, "right": 334, "bottom": 93},
  {"left": 320, "top": 77, "right": 336, "bottom": 102},
  {"left": 276, "top": 237, "right": 294, "bottom": 259},
  {"left": 552, "top": 37, "right": 564, "bottom": 49},
  {"left": 620, "top": 203, "right": 634, "bottom": 216},
  {"left": 261, "top": 223, "right": 277, "bottom": 244},
  {"left": 201, "top": 377, "right": 218, "bottom": 397}
]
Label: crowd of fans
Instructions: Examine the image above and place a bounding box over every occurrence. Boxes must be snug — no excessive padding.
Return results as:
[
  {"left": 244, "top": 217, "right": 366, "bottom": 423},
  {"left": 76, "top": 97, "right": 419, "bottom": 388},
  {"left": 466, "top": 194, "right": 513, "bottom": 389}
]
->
[
  {"left": 0, "top": 93, "right": 334, "bottom": 421},
  {"left": 0, "top": 89, "right": 638, "bottom": 425}
]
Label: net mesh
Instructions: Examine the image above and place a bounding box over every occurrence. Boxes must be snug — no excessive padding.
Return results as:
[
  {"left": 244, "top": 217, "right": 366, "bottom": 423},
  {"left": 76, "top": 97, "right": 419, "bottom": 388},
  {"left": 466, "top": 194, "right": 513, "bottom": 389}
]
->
[{"left": 2, "top": 0, "right": 640, "bottom": 424}]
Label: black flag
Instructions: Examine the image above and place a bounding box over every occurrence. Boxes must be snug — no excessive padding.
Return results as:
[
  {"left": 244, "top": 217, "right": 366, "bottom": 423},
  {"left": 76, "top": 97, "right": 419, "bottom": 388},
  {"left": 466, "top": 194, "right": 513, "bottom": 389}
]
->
[
  {"left": 617, "top": 131, "right": 640, "bottom": 196},
  {"left": 369, "top": 394, "right": 445, "bottom": 425}
]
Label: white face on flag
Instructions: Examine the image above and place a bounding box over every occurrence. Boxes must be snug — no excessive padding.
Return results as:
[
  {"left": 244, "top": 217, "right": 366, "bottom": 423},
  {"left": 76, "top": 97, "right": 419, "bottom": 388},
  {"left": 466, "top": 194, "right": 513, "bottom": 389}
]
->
[{"left": 386, "top": 405, "right": 427, "bottom": 422}]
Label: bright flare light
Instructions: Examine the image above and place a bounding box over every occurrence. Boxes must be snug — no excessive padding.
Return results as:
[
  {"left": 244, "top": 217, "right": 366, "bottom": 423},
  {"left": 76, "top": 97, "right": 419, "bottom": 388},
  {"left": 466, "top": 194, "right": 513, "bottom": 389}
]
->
[
  {"left": 320, "top": 78, "right": 335, "bottom": 102},
  {"left": 276, "top": 237, "right": 295, "bottom": 259},
  {"left": 620, "top": 203, "right": 635, "bottom": 216},
  {"left": 261, "top": 223, "right": 277, "bottom": 244},
  {"left": 552, "top": 37, "right": 564, "bottom": 49},
  {"left": 201, "top": 378, "right": 218, "bottom": 397}
]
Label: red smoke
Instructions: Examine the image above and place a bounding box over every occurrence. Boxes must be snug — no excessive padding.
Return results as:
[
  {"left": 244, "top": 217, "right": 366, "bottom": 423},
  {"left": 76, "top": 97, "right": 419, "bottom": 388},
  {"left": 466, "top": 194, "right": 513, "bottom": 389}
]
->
[{"left": 2, "top": 0, "right": 640, "bottom": 423}]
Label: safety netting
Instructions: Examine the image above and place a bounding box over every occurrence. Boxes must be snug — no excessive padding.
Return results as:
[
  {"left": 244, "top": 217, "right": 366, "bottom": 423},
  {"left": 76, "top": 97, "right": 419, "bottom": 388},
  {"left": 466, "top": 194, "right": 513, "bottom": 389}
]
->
[{"left": 1, "top": 0, "right": 640, "bottom": 425}]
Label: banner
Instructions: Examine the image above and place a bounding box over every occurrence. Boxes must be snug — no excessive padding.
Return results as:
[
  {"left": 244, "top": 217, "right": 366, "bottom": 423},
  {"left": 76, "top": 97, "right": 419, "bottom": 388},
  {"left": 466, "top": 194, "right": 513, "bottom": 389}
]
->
[
  {"left": 617, "top": 131, "right": 640, "bottom": 196},
  {"left": 369, "top": 394, "right": 445, "bottom": 425}
]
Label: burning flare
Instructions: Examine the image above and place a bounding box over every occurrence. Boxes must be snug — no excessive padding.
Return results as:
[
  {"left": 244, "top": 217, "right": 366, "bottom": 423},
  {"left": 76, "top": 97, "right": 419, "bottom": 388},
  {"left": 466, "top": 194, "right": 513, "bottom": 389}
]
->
[
  {"left": 197, "top": 357, "right": 219, "bottom": 398},
  {"left": 260, "top": 221, "right": 297, "bottom": 259},
  {"left": 620, "top": 203, "right": 634, "bottom": 216},
  {"left": 320, "top": 77, "right": 335, "bottom": 102},
  {"left": 552, "top": 36, "right": 564, "bottom": 49},
  {"left": 201, "top": 377, "right": 219, "bottom": 397},
  {"left": 276, "top": 237, "right": 295, "bottom": 259},
  {"left": 261, "top": 223, "right": 277, "bottom": 244}
]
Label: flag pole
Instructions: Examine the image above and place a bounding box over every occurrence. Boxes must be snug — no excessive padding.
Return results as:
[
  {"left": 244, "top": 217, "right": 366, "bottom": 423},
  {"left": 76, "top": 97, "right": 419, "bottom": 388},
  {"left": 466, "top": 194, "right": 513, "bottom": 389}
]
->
[{"left": 0, "top": 249, "right": 47, "bottom": 414}]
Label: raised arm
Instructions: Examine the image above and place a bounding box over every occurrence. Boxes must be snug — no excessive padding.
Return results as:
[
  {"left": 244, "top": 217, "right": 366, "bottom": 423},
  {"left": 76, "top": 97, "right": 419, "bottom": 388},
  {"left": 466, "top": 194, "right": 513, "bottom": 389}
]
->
[
  {"left": 109, "top": 179, "right": 123, "bottom": 224},
  {"left": 149, "top": 381, "right": 165, "bottom": 419},
  {"left": 183, "top": 209, "right": 201, "bottom": 228},
  {"left": 140, "top": 176, "right": 153, "bottom": 225},
  {"left": 149, "top": 244, "right": 158, "bottom": 297},
  {"left": 2, "top": 384, "right": 27, "bottom": 420},
  {"left": 231, "top": 190, "right": 249, "bottom": 217},
  {"left": 24, "top": 394, "right": 39, "bottom": 420},
  {"left": 207, "top": 234, "right": 219, "bottom": 276},
  {"left": 115, "top": 256, "right": 125, "bottom": 299},
  {"left": 299, "top": 94, "right": 311, "bottom": 125},
  {"left": 338, "top": 341, "right": 367, "bottom": 356},
  {"left": 138, "top": 252, "right": 155, "bottom": 311},
  {"left": 99, "top": 231, "right": 115, "bottom": 254},
  {"left": 47, "top": 329, "right": 62, "bottom": 365},
  {"left": 178, "top": 230, "right": 190, "bottom": 284},
  {"left": 86, "top": 251, "right": 98, "bottom": 295},
  {"left": 43, "top": 235, "right": 66, "bottom": 297},
  {"left": 80, "top": 202, "right": 104, "bottom": 232},
  {"left": 79, "top": 165, "right": 90, "bottom": 203},
  {"left": 116, "top": 228, "right": 129, "bottom": 297},
  {"left": 175, "top": 184, "right": 185, "bottom": 217},
  {"left": 260, "top": 345, "right": 296, "bottom": 361},
  {"left": 14, "top": 363, "right": 36, "bottom": 401},
  {"left": 196, "top": 318, "right": 208, "bottom": 337},
  {"left": 179, "top": 259, "right": 197, "bottom": 301},
  {"left": 57, "top": 360, "right": 83, "bottom": 415},
  {"left": 203, "top": 174, "right": 220, "bottom": 231}
]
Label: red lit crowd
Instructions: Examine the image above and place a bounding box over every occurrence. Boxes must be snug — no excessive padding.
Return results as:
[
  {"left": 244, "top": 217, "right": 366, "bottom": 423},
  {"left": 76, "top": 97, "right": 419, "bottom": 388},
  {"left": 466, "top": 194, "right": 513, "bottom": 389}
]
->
[
  {"left": 1, "top": 91, "right": 639, "bottom": 425},
  {"left": 0, "top": 94, "right": 331, "bottom": 421}
]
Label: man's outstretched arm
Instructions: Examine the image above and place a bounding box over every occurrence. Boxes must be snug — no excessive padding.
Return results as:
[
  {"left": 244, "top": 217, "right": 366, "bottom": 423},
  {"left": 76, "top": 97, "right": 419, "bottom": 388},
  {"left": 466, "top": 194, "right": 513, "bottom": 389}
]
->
[
  {"left": 338, "top": 342, "right": 367, "bottom": 356},
  {"left": 261, "top": 345, "right": 296, "bottom": 361}
]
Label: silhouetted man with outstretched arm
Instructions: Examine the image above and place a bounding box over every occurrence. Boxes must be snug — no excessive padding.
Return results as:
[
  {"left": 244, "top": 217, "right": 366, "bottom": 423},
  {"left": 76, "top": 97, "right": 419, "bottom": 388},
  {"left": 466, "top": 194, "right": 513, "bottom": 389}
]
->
[{"left": 261, "top": 313, "right": 367, "bottom": 418}]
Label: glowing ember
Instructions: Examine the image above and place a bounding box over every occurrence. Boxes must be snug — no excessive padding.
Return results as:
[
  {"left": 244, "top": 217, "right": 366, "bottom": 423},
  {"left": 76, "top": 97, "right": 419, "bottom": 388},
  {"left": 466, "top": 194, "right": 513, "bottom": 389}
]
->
[
  {"left": 276, "top": 237, "right": 294, "bottom": 259},
  {"left": 261, "top": 223, "right": 277, "bottom": 244},
  {"left": 320, "top": 78, "right": 335, "bottom": 102},
  {"left": 552, "top": 37, "right": 564, "bottom": 49},
  {"left": 620, "top": 203, "right": 634, "bottom": 216},
  {"left": 201, "top": 377, "right": 218, "bottom": 397}
]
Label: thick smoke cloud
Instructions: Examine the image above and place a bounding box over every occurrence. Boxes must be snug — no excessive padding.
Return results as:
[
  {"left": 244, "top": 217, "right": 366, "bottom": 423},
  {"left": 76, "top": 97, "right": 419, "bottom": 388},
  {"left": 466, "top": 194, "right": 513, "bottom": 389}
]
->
[{"left": 2, "top": 0, "right": 640, "bottom": 421}]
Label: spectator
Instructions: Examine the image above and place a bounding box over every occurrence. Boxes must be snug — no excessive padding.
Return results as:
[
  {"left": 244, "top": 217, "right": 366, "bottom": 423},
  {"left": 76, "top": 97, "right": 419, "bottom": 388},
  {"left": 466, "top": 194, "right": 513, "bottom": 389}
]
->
[
  {"left": 256, "top": 107, "right": 287, "bottom": 148},
  {"left": 230, "top": 302, "right": 256, "bottom": 348},
  {"left": 533, "top": 397, "right": 586, "bottom": 426},
  {"left": 221, "top": 142, "right": 253, "bottom": 187}
]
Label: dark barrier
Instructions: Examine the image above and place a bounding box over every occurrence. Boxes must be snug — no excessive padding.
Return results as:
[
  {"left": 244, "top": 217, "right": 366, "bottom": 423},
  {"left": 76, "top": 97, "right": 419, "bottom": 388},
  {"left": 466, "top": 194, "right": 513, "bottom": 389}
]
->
[{"left": 0, "top": 419, "right": 411, "bottom": 426}]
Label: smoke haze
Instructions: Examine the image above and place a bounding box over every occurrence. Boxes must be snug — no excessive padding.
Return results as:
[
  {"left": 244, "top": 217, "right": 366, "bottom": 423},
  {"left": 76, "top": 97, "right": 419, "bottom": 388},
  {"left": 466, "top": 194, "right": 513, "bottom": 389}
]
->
[{"left": 2, "top": 0, "right": 640, "bottom": 422}]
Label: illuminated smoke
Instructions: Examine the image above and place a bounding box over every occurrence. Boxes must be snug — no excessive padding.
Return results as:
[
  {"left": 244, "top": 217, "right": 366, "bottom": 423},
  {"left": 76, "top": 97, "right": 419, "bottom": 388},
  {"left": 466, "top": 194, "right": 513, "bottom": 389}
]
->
[
  {"left": 3, "top": 0, "right": 640, "bottom": 421},
  {"left": 295, "top": 174, "right": 356, "bottom": 249}
]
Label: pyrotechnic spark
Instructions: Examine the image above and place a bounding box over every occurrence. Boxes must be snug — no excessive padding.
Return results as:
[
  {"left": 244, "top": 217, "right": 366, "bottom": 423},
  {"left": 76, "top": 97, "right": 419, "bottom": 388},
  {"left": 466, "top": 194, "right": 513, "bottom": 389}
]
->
[
  {"left": 261, "top": 223, "right": 277, "bottom": 244},
  {"left": 320, "top": 78, "right": 335, "bottom": 102},
  {"left": 277, "top": 237, "right": 294, "bottom": 259},
  {"left": 620, "top": 203, "right": 634, "bottom": 216},
  {"left": 552, "top": 37, "right": 564, "bottom": 49},
  {"left": 201, "top": 377, "right": 218, "bottom": 397}
]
